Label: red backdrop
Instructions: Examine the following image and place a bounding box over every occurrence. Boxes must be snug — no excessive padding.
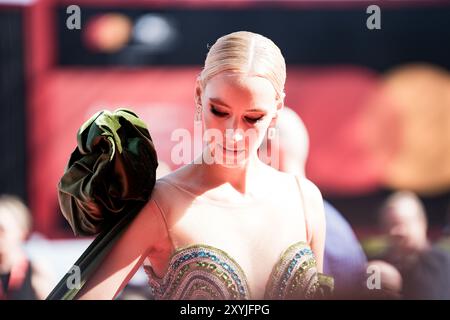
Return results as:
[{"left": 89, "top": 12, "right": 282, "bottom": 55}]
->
[{"left": 28, "top": 66, "right": 392, "bottom": 236}]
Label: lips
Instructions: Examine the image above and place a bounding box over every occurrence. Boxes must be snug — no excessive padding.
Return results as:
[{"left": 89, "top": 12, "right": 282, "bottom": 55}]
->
[
  {"left": 223, "top": 145, "right": 245, "bottom": 152},
  {"left": 217, "top": 143, "right": 245, "bottom": 153}
]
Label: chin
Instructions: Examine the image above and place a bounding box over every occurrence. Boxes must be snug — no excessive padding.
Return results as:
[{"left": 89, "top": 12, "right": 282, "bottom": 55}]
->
[{"left": 219, "top": 157, "right": 249, "bottom": 168}]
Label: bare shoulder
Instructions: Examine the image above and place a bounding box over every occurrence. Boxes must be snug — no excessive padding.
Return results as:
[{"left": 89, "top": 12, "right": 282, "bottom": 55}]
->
[
  {"left": 296, "top": 176, "right": 326, "bottom": 244},
  {"left": 145, "top": 167, "right": 194, "bottom": 227},
  {"left": 267, "top": 168, "right": 324, "bottom": 216},
  {"left": 154, "top": 163, "right": 194, "bottom": 191},
  {"left": 116, "top": 177, "right": 179, "bottom": 251},
  {"left": 261, "top": 165, "right": 316, "bottom": 197},
  {"left": 302, "top": 178, "right": 325, "bottom": 222},
  {"left": 149, "top": 169, "right": 188, "bottom": 213},
  {"left": 148, "top": 178, "right": 173, "bottom": 213},
  {"left": 296, "top": 177, "right": 326, "bottom": 270},
  {"left": 298, "top": 177, "right": 323, "bottom": 205},
  {"left": 261, "top": 163, "right": 296, "bottom": 186}
]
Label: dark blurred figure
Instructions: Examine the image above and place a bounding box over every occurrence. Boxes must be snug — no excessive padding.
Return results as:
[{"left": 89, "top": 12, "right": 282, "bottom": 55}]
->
[
  {"left": 261, "top": 107, "right": 368, "bottom": 298},
  {"left": 366, "top": 260, "right": 403, "bottom": 299},
  {"left": 0, "top": 195, "right": 53, "bottom": 299},
  {"left": 379, "top": 191, "right": 450, "bottom": 299},
  {"left": 438, "top": 203, "right": 450, "bottom": 249},
  {"left": 322, "top": 201, "right": 368, "bottom": 298}
]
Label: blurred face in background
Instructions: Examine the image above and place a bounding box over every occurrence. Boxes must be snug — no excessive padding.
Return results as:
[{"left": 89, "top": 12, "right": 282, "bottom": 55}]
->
[
  {"left": 197, "top": 72, "right": 281, "bottom": 167},
  {"left": 0, "top": 210, "right": 26, "bottom": 269},
  {"left": 259, "top": 106, "right": 309, "bottom": 176},
  {"left": 381, "top": 201, "right": 428, "bottom": 253}
]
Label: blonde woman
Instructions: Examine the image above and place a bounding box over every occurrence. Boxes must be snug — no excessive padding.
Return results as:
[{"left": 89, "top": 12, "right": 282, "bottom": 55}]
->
[{"left": 77, "top": 31, "right": 330, "bottom": 300}]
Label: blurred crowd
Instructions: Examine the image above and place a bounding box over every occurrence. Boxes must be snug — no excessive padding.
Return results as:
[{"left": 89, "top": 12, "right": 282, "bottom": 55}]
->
[
  {"left": 0, "top": 195, "right": 53, "bottom": 299},
  {"left": 367, "top": 191, "right": 450, "bottom": 299}
]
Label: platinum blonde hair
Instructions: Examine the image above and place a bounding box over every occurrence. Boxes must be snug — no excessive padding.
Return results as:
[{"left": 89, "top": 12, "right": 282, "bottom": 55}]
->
[
  {"left": 0, "top": 194, "right": 32, "bottom": 235},
  {"left": 199, "top": 31, "right": 286, "bottom": 101}
]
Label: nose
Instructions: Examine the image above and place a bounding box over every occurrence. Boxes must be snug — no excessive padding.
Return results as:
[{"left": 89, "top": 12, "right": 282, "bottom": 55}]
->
[
  {"left": 225, "top": 116, "right": 245, "bottom": 147},
  {"left": 389, "top": 225, "right": 406, "bottom": 237},
  {"left": 227, "top": 129, "right": 244, "bottom": 142}
]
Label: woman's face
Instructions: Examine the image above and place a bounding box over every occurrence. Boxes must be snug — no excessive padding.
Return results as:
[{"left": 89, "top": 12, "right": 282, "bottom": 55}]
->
[
  {"left": 197, "top": 72, "right": 282, "bottom": 166},
  {"left": 0, "top": 212, "right": 25, "bottom": 261}
]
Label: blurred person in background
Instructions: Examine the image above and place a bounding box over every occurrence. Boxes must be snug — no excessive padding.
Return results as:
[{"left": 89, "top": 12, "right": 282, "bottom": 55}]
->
[
  {"left": 366, "top": 260, "right": 403, "bottom": 299},
  {"left": 0, "top": 195, "right": 53, "bottom": 299},
  {"left": 260, "top": 107, "right": 368, "bottom": 298},
  {"left": 437, "top": 204, "right": 450, "bottom": 251},
  {"left": 378, "top": 191, "right": 450, "bottom": 299}
]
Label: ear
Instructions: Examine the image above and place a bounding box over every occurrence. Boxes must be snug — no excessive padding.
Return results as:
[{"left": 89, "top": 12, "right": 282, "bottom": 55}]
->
[
  {"left": 269, "top": 97, "right": 284, "bottom": 127},
  {"left": 276, "top": 92, "right": 285, "bottom": 111},
  {"left": 194, "top": 77, "right": 203, "bottom": 107}
]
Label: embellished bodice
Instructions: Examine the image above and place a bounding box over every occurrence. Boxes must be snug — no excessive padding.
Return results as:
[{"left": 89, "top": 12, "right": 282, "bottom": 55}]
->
[{"left": 143, "top": 241, "right": 333, "bottom": 300}]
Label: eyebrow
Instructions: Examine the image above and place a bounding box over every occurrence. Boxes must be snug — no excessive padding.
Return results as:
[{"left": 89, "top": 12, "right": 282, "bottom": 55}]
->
[
  {"left": 209, "top": 98, "right": 231, "bottom": 109},
  {"left": 209, "top": 98, "right": 267, "bottom": 113}
]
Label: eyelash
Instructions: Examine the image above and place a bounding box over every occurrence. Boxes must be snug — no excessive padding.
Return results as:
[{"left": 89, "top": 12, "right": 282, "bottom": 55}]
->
[
  {"left": 210, "top": 106, "right": 228, "bottom": 117},
  {"left": 210, "top": 105, "right": 264, "bottom": 124},
  {"left": 245, "top": 116, "right": 264, "bottom": 124}
]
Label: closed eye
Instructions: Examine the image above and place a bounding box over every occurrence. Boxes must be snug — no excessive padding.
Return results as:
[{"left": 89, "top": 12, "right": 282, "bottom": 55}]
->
[
  {"left": 210, "top": 105, "right": 229, "bottom": 117},
  {"left": 244, "top": 115, "right": 264, "bottom": 124}
]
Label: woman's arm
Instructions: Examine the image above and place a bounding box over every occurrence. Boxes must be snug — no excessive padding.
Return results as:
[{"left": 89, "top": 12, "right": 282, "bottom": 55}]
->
[
  {"left": 76, "top": 199, "right": 166, "bottom": 300},
  {"left": 301, "top": 178, "right": 326, "bottom": 273}
]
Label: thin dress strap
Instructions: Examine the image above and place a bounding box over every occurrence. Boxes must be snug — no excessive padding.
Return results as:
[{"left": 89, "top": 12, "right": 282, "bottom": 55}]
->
[
  {"left": 142, "top": 197, "right": 177, "bottom": 279},
  {"left": 294, "top": 175, "right": 312, "bottom": 244},
  {"left": 151, "top": 197, "right": 176, "bottom": 252}
]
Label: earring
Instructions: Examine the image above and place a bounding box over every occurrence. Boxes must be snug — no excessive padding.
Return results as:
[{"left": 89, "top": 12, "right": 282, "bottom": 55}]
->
[
  {"left": 194, "top": 104, "right": 202, "bottom": 123},
  {"left": 267, "top": 127, "right": 277, "bottom": 140}
]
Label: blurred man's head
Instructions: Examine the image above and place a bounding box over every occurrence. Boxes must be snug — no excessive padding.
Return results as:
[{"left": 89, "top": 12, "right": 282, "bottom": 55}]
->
[
  {"left": 260, "top": 106, "right": 309, "bottom": 176},
  {"left": 0, "top": 195, "right": 32, "bottom": 263},
  {"left": 380, "top": 191, "right": 428, "bottom": 253}
]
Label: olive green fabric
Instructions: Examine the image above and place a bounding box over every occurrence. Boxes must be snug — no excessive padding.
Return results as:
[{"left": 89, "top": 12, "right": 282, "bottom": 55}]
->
[
  {"left": 317, "top": 273, "right": 335, "bottom": 299},
  {"left": 48, "top": 108, "right": 158, "bottom": 300},
  {"left": 58, "top": 109, "right": 158, "bottom": 236}
]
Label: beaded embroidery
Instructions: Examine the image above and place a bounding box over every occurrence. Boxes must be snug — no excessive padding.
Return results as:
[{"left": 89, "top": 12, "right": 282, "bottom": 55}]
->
[{"left": 144, "top": 241, "right": 330, "bottom": 300}]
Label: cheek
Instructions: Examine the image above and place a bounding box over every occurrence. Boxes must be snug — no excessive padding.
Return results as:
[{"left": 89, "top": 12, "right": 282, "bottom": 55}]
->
[
  {"left": 410, "top": 224, "right": 424, "bottom": 236},
  {"left": 0, "top": 232, "right": 15, "bottom": 245},
  {"left": 245, "top": 126, "right": 267, "bottom": 150},
  {"left": 203, "top": 112, "right": 222, "bottom": 130}
]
